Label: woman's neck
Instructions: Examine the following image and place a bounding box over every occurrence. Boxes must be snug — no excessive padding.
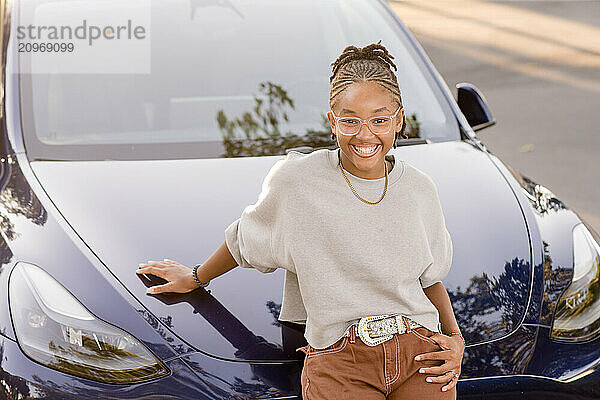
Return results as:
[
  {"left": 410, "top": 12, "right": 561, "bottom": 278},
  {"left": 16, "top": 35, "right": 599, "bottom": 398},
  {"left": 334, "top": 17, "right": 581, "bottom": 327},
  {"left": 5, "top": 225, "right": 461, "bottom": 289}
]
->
[{"left": 338, "top": 150, "right": 394, "bottom": 179}]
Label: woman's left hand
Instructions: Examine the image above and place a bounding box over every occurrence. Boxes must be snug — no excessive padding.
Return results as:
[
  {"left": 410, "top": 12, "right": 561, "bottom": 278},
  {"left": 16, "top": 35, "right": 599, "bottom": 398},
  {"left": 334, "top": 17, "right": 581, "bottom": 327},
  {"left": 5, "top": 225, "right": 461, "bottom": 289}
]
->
[{"left": 414, "top": 333, "right": 465, "bottom": 393}]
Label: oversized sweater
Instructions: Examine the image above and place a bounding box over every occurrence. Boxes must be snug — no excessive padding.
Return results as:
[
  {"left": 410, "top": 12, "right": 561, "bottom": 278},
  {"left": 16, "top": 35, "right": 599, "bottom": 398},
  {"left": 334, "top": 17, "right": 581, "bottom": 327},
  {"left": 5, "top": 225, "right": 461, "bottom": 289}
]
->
[{"left": 225, "top": 148, "right": 453, "bottom": 349}]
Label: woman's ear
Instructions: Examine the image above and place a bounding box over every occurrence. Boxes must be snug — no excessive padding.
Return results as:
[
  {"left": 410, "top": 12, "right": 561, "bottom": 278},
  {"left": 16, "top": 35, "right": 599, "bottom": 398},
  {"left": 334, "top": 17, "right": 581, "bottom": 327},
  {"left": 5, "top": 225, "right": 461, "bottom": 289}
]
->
[
  {"left": 327, "top": 111, "right": 338, "bottom": 141},
  {"left": 326, "top": 111, "right": 336, "bottom": 133},
  {"left": 395, "top": 108, "right": 405, "bottom": 132},
  {"left": 394, "top": 114, "right": 407, "bottom": 148}
]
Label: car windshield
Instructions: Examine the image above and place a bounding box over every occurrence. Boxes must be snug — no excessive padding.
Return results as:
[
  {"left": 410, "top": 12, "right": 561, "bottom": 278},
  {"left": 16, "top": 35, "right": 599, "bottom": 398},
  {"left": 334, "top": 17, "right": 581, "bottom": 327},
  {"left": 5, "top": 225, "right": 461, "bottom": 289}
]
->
[{"left": 18, "top": 0, "right": 459, "bottom": 161}]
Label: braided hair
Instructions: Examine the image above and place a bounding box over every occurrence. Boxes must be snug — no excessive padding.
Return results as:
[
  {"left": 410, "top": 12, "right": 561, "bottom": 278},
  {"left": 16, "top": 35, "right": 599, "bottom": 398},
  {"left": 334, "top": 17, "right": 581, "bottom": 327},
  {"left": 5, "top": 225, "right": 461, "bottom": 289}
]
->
[{"left": 329, "top": 40, "right": 407, "bottom": 148}]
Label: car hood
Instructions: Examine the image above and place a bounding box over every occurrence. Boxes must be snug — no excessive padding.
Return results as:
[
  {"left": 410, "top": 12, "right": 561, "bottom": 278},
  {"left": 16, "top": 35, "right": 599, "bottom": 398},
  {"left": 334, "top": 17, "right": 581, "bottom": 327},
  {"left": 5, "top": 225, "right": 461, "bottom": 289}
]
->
[{"left": 29, "top": 141, "right": 531, "bottom": 361}]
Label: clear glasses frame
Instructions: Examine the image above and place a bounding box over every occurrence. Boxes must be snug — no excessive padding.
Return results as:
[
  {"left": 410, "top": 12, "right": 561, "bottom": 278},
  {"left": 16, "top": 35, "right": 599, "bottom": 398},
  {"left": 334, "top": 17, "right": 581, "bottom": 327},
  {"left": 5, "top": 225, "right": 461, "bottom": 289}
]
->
[{"left": 330, "top": 105, "right": 403, "bottom": 136}]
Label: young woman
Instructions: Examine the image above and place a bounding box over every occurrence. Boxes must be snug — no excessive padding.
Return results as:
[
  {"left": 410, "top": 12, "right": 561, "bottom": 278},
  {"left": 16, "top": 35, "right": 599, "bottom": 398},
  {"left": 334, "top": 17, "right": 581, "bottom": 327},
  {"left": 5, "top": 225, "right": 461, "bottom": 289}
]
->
[{"left": 136, "top": 41, "right": 464, "bottom": 399}]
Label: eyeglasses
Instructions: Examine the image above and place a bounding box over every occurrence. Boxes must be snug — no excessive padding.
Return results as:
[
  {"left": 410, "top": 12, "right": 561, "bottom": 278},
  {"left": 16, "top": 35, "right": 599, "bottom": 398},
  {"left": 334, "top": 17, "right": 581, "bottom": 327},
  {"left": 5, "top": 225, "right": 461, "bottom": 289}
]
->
[{"left": 330, "top": 105, "right": 403, "bottom": 136}]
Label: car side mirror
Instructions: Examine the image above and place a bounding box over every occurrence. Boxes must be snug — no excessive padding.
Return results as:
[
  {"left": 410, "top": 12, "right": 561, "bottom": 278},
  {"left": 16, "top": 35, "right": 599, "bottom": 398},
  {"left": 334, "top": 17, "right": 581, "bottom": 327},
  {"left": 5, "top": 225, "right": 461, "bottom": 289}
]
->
[{"left": 456, "top": 82, "right": 496, "bottom": 132}]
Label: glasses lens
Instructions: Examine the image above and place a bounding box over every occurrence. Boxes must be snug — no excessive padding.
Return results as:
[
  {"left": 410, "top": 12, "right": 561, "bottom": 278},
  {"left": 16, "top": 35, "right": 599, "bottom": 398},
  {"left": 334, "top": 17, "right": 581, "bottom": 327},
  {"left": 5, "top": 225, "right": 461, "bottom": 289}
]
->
[
  {"left": 338, "top": 118, "right": 360, "bottom": 135},
  {"left": 368, "top": 117, "right": 392, "bottom": 134}
]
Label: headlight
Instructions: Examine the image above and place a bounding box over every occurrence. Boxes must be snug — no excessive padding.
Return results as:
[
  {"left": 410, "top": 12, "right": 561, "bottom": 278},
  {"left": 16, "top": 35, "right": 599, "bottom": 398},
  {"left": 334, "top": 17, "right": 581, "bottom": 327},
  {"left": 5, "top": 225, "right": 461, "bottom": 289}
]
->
[
  {"left": 9, "top": 262, "right": 170, "bottom": 384},
  {"left": 551, "top": 223, "right": 600, "bottom": 342}
]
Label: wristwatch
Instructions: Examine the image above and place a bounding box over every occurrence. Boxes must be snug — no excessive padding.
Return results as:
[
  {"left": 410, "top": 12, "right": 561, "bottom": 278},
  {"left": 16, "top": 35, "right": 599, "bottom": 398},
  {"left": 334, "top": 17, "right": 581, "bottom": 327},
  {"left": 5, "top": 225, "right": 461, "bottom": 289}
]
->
[{"left": 192, "top": 264, "right": 210, "bottom": 288}]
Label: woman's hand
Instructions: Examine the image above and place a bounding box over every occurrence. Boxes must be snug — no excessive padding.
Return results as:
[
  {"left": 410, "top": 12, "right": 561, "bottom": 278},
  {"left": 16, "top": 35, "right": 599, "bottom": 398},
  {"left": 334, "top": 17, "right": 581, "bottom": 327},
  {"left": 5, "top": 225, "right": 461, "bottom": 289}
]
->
[
  {"left": 414, "top": 332, "right": 465, "bottom": 393},
  {"left": 136, "top": 259, "right": 198, "bottom": 294}
]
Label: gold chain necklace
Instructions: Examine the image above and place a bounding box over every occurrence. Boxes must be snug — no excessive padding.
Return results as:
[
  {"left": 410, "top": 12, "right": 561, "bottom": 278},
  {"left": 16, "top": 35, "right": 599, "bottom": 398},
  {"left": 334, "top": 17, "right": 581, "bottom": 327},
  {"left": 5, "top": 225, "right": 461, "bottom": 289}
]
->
[{"left": 338, "top": 152, "right": 389, "bottom": 205}]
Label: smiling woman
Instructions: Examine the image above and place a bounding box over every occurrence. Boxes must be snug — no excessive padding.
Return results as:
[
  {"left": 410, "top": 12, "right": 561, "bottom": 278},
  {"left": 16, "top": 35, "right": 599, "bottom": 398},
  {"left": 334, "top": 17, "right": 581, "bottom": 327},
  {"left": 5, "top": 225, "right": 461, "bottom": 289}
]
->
[{"left": 135, "top": 41, "right": 462, "bottom": 399}]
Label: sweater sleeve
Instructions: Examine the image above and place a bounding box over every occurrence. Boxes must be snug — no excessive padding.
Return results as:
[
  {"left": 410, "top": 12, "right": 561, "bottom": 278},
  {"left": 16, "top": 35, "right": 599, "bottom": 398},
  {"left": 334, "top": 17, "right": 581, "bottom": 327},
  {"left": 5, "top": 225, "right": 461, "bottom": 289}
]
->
[
  {"left": 419, "top": 177, "right": 454, "bottom": 289},
  {"left": 224, "top": 157, "right": 288, "bottom": 274}
]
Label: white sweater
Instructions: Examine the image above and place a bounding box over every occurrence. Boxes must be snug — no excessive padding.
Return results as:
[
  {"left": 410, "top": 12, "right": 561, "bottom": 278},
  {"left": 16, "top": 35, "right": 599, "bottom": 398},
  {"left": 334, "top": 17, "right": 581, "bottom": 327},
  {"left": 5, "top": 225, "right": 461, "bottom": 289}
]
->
[{"left": 225, "top": 148, "right": 453, "bottom": 349}]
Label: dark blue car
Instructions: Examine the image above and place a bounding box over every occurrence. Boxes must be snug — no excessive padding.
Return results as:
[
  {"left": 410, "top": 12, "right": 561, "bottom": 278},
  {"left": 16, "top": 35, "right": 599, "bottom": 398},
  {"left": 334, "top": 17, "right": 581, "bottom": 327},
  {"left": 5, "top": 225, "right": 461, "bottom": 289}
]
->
[{"left": 1, "top": 0, "right": 599, "bottom": 398}]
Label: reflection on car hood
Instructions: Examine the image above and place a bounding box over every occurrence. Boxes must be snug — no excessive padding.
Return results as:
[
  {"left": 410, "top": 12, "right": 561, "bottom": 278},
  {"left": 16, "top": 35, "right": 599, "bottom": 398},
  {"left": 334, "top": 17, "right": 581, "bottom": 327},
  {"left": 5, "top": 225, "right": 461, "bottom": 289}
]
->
[{"left": 29, "top": 141, "right": 531, "bottom": 361}]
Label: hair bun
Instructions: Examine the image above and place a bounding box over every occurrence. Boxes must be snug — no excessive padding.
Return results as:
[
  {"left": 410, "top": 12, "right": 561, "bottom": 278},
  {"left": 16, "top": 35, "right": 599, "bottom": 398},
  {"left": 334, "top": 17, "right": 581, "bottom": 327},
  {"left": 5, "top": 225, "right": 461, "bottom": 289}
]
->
[{"left": 329, "top": 39, "right": 398, "bottom": 84}]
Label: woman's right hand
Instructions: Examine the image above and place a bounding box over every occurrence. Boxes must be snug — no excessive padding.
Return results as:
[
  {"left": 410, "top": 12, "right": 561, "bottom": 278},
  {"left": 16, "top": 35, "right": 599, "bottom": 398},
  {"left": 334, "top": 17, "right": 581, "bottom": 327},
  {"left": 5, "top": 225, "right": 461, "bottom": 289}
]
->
[{"left": 136, "top": 259, "right": 199, "bottom": 294}]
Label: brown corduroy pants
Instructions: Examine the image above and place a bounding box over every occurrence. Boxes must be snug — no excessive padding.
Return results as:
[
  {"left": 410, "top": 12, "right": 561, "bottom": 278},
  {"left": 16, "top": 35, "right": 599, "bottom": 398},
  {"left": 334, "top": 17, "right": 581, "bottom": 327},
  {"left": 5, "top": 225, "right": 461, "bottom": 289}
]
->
[{"left": 296, "top": 321, "right": 457, "bottom": 399}]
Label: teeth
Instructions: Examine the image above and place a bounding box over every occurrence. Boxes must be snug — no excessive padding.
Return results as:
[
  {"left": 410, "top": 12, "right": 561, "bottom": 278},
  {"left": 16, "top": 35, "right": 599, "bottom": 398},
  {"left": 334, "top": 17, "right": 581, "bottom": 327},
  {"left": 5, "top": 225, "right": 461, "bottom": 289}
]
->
[{"left": 352, "top": 145, "right": 378, "bottom": 154}]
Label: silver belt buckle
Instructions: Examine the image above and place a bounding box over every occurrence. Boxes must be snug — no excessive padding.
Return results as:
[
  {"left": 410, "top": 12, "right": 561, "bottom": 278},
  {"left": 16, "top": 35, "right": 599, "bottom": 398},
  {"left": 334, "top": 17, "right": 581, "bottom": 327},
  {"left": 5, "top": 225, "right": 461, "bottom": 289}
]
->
[{"left": 357, "top": 314, "right": 407, "bottom": 346}]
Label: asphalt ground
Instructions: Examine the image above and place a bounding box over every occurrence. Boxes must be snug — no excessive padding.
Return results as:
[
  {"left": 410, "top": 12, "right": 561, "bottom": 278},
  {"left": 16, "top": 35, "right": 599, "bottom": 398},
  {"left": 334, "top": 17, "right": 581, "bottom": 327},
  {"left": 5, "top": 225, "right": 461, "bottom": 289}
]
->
[{"left": 387, "top": 0, "right": 600, "bottom": 234}]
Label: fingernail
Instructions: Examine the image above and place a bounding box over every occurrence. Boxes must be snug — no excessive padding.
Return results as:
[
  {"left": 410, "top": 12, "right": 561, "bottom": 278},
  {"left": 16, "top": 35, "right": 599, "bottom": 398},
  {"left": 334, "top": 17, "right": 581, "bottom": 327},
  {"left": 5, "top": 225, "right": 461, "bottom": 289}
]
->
[
  {"left": 146, "top": 288, "right": 153, "bottom": 294},
  {"left": 442, "top": 387, "right": 447, "bottom": 391},
  {"left": 419, "top": 368, "right": 425, "bottom": 373},
  {"left": 414, "top": 356, "right": 420, "bottom": 361},
  {"left": 426, "top": 377, "right": 432, "bottom": 382}
]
